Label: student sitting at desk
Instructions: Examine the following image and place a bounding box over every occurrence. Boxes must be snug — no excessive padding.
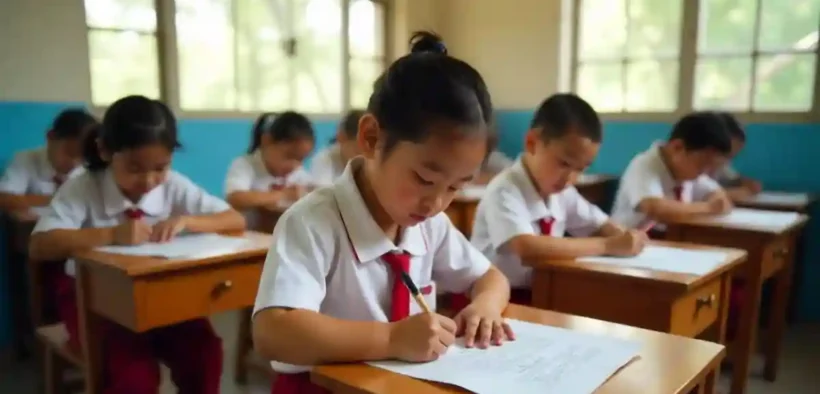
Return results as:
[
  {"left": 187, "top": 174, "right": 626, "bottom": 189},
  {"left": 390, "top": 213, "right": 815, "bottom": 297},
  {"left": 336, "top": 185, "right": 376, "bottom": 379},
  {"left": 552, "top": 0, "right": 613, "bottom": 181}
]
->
[
  {"left": 252, "top": 31, "right": 513, "bottom": 394},
  {"left": 311, "top": 109, "right": 365, "bottom": 186},
  {"left": 467, "top": 94, "right": 646, "bottom": 306},
  {"left": 611, "top": 111, "right": 734, "bottom": 235},
  {"left": 225, "top": 111, "right": 315, "bottom": 226},
  {"left": 712, "top": 112, "right": 763, "bottom": 201},
  {"left": 0, "top": 108, "right": 97, "bottom": 212},
  {"left": 28, "top": 96, "right": 245, "bottom": 394}
]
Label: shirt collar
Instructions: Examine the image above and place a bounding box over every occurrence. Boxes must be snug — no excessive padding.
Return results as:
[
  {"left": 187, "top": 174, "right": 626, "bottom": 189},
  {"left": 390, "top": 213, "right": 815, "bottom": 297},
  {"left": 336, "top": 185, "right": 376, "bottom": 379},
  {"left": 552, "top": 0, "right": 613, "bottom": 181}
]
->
[
  {"left": 101, "top": 168, "right": 166, "bottom": 218},
  {"left": 648, "top": 141, "right": 680, "bottom": 189},
  {"left": 509, "top": 158, "right": 550, "bottom": 220},
  {"left": 332, "top": 157, "right": 428, "bottom": 263}
]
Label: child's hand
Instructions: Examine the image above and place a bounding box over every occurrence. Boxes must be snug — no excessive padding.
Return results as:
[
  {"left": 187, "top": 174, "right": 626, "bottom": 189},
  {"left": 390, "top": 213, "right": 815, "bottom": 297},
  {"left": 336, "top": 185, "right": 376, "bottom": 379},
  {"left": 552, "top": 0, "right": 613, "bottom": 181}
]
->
[
  {"left": 453, "top": 302, "right": 514, "bottom": 348},
  {"left": 112, "top": 219, "right": 151, "bottom": 246},
  {"left": 388, "top": 313, "right": 456, "bottom": 362},
  {"left": 150, "top": 217, "right": 187, "bottom": 243},
  {"left": 707, "top": 193, "right": 734, "bottom": 214},
  {"left": 604, "top": 230, "right": 647, "bottom": 256}
]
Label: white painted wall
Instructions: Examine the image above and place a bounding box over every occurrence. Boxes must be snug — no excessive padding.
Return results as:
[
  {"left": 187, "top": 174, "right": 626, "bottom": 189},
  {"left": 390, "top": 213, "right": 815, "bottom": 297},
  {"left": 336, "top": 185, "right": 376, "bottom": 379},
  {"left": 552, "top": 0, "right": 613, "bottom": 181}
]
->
[{"left": 0, "top": 0, "right": 91, "bottom": 102}]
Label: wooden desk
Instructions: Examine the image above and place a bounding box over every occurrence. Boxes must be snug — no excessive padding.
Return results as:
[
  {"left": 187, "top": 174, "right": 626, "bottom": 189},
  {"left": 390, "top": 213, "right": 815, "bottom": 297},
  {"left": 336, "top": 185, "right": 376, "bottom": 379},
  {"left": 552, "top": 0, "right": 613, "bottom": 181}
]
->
[
  {"left": 735, "top": 192, "right": 815, "bottom": 213},
  {"left": 666, "top": 213, "right": 808, "bottom": 394},
  {"left": 4, "top": 210, "right": 39, "bottom": 359},
  {"left": 445, "top": 192, "right": 482, "bottom": 237},
  {"left": 72, "top": 232, "right": 272, "bottom": 394},
  {"left": 312, "top": 304, "right": 726, "bottom": 394},
  {"left": 526, "top": 241, "right": 745, "bottom": 342},
  {"left": 575, "top": 174, "right": 617, "bottom": 208}
]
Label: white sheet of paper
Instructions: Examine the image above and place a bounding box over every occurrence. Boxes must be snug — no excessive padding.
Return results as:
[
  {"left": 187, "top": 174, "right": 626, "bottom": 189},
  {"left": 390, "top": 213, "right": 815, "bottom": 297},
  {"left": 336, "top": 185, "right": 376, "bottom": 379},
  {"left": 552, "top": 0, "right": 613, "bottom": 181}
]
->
[
  {"left": 94, "top": 233, "right": 250, "bottom": 259},
  {"left": 577, "top": 245, "right": 728, "bottom": 276},
  {"left": 459, "top": 185, "right": 486, "bottom": 200},
  {"left": 707, "top": 208, "right": 802, "bottom": 232},
  {"left": 748, "top": 192, "right": 810, "bottom": 206},
  {"left": 368, "top": 319, "right": 640, "bottom": 394}
]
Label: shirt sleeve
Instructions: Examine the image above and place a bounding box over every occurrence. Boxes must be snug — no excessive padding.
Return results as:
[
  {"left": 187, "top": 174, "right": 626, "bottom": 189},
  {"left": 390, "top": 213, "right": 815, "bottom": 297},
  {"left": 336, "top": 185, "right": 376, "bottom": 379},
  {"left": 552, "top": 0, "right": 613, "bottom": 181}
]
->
[
  {"left": 621, "top": 165, "right": 665, "bottom": 209},
  {"left": 484, "top": 187, "right": 538, "bottom": 248},
  {"left": 224, "top": 156, "right": 255, "bottom": 195},
  {"left": 562, "top": 187, "right": 609, "bottom": 237},
  {"left": 691, "top": 174, "right": 722, "bottom": 201},
  {"left": 253, "top": 209, "right": 332, "bottom": 316},
  {"left": 0, "top": 153, "right": 33, "bottom": 194},
  {"left": 431, "top": 215, "right": 492, "bottom": 294},
  {"left": 168, "top": 172, "right": 231, "bottom": 215},
  {"left": 31, "top": 177, "right": 88, "bottom": 233}
]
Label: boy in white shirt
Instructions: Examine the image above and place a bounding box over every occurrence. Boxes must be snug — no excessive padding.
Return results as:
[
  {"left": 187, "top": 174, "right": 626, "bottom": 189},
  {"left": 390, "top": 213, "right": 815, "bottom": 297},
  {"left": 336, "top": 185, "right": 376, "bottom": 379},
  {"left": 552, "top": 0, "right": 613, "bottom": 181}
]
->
[
  {"left": 611, "top": 111, "right": 734, "bottom": 233},
  {"left": 712, "top": 112, "right": 762, "bottom": 201},
  {"left": 469, "top": 94, "right": 646, "bottom": 304},
  {"left": 310, "top": 109, "right": 365, "bottom": 186}
]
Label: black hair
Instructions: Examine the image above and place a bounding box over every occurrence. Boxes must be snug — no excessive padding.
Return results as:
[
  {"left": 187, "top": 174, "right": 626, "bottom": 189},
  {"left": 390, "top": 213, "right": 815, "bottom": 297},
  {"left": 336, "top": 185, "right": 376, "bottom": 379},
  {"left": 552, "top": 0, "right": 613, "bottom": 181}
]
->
[
  {"left": 367, "top": 31, "right": 493, "bottom": 154},
  {"left": 340, "top": 109, "right": 365, "bottom": 139},
  {"left": 84, "top": 96, "right": 181, "bottom": 171},
  {"left": 530, "top": 93, "right": 602, "bottom": 143},
  {"left": 668, "top": 111, "right": 732, "bottom": 154},
  {"left": 247, "top": 111, "right": 314, "bottom": 154},
  {"left": 50, "top": 108, "right": 98, "bottom": 139},
  {"left": 717, "top": 112, "right": 745, "bottom": 142}
]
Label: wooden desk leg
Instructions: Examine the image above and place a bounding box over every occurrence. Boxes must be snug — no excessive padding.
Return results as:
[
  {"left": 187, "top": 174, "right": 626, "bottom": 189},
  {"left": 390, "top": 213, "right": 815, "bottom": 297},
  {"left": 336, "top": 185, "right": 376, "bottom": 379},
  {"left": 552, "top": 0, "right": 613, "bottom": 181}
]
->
[
  {"left": 764, "top": 239, "right": 796, "bottom": 382},
  {"left": 701, "top": 272, "right": 732, "bottom": 394},
  {"left": 77, "top": 265, "right": 104, "bottom": 394},
  {"left": 730, "top": 268, "right": 763, "bottom": 394},
  {"left": 234, "top": 307, "right": 253, "bottom": 384}
]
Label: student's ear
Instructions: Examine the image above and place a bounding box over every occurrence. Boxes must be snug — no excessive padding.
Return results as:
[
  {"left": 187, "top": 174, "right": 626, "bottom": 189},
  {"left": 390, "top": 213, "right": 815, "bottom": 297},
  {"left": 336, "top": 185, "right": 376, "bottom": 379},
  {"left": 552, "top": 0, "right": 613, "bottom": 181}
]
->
[
  {"left": 357, "top": 114, "right": 381, "bottom": 159},
  {"left": 46, "top": 129, "right": 56, "bottom": 141},
  {"left": 666, "top": 138, "right": 685, "bottom": 154},
  {"left": 96, "top": 138, "right": 112, "bottom": 162},
  {"left": 524, "top": 128, "right": 541, "bottom": 155}
]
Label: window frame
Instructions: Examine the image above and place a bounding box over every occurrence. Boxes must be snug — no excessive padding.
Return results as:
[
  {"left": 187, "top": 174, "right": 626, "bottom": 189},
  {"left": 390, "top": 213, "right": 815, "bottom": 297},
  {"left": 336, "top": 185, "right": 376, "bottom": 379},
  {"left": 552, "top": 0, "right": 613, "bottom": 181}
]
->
[
  {"left": 568, "top": 0, "right": 820, "bottom": 123},
  {"left": 87, "top": 0, "right": 390, "bottom": 120}
]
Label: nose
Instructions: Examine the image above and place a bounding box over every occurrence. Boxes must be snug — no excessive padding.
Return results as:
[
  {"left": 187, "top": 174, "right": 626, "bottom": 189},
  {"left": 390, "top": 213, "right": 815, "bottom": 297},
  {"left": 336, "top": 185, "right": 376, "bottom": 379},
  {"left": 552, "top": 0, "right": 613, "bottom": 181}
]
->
[{"left": 420, "top": 192, "right": 446, "bottom": 215}]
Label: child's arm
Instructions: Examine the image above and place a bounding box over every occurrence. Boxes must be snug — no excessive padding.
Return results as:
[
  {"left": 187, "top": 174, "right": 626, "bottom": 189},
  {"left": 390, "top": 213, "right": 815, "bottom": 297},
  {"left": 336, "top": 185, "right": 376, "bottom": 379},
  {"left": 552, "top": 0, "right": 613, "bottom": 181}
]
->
[
  {"left": 0, "top": 193, "right": 51, "bottom": 212},
  {"left": 171, "top": 173, "right": 248, "bottom": 233},
  {"left": 182, "top": 210, "right": 245, "bottom": 233},
  {"left": 507, "top": 235, "right": 609, "bottom": 260},
  {"left": 637, "top": 197, "right": 713, "bottom": 222},
  {"left": 226, "top": 190, "right": 288, "bottom": 210},
  {"left": 0, "top": 154, "right": 52, "bottom": 211},
  {"left": 467, "top": 265, "right": 510, "bottom": 312},
  {"left": 30, "top": 227, "right": 118, "bottom": 262}
]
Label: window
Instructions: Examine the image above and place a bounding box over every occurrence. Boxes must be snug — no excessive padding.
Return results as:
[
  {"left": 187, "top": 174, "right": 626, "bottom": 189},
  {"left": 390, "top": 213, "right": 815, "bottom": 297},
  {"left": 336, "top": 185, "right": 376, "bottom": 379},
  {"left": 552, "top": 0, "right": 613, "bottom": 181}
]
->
[
  {"left": 694, "top": 0, "right": 820, "bottom": 112},
  {"left": 573, "top": 0, "right": 684, "bottom": 112},
  {"left": 348, "top": 0, "right": 386, "bottom": 109},
  {"left": 84, "top": 0, "right": 162, "bottom": 106}
]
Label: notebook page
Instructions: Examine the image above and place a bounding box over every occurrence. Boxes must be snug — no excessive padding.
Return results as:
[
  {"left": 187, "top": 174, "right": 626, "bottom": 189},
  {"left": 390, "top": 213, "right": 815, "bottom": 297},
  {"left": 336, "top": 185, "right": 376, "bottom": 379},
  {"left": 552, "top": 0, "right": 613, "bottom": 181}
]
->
[
  {"left": 95, "top": 233, "right": 251, "bottom": 259},
  {"left": 368, "top": 319, "right": 640, "bottom": 394},
  {"left": 577, "top": 245, "right": 728, "bottom": 276},
  {"left": 707, "top": 208, "right": 802, "bottom": 232}
]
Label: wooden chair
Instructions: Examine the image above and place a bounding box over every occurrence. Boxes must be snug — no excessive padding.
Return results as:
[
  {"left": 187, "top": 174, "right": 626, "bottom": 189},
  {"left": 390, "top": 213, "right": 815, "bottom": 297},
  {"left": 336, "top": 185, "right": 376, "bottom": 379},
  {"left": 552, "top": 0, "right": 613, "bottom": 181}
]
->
[{"left": 36, "top": 323, "right": 85, "bottom": 394}]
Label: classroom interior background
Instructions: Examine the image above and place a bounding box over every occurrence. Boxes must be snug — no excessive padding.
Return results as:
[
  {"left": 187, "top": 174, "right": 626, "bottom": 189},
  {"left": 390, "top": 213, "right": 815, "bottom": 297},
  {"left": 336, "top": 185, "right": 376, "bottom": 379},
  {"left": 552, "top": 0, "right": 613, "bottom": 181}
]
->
[{"left": 1, "top": 0, "right": 818, "bottom": 352}]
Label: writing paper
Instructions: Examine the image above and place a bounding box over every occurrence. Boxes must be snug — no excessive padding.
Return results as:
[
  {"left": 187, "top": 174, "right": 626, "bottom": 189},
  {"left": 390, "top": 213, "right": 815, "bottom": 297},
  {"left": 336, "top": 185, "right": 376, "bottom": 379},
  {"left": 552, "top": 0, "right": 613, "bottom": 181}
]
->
[
  {"left": 95, "top": 233, "right": 251, "bottom": 259},
  {"left": 578, "top": 245, "right": 728, "bottom": 276},
  {"left": 747, "top": 192, "right": 811, "bottom": 207},
  {"left": 708, "top": 208, "right": 802, "bottom": 232},
  {"left": 368, "top": 319, "right": 640, "bottom": 394}
]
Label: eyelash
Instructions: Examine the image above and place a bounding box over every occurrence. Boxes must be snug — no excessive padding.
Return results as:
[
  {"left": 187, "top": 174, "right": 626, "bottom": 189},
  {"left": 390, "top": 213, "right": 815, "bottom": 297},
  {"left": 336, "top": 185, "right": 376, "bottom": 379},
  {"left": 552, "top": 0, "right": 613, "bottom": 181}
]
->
[{"left": 414, "top": 172, "right": 434, "bottom": 186}]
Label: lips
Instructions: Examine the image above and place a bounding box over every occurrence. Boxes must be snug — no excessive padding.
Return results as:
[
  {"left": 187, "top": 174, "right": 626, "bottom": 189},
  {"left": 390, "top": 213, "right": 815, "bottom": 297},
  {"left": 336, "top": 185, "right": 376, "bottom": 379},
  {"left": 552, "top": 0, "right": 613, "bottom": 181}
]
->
[{"left": 409, "top": 214, "right": 427, "bottom": 222}]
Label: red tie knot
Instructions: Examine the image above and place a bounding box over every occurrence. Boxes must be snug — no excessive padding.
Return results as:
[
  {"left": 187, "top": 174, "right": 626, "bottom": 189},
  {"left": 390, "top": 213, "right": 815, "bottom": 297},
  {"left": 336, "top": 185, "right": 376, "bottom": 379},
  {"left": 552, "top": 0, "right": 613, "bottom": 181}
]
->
[{"left": 124, "top": 208, "right": 145, "bottom": 220}]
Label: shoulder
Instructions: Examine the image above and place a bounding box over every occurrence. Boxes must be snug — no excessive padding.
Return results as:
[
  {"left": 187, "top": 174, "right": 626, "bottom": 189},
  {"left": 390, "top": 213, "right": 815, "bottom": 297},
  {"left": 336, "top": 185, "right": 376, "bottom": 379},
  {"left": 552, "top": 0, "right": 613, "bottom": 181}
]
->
[
  {"left": 8, "top": 149, "right": 40, "bottom": 167},
  {"left": 276, "top": 187, "right": 343, "bottom": 237},
  {"left": 482, "top": 168, "right": 524, "bottom": 203},
  {"left": 228, "top": 154, "right": 256, "bottom": 172},
  {"left": 52, "top": 170, "right": 98, "bottom": 202}
]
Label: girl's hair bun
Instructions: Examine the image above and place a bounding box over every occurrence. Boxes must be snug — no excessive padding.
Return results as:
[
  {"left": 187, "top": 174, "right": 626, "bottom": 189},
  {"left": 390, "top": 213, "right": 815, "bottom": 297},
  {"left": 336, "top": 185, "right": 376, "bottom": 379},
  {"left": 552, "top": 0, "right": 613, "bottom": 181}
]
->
[{"left": 409, "top": 31, "right": 447, "bottom": 55}]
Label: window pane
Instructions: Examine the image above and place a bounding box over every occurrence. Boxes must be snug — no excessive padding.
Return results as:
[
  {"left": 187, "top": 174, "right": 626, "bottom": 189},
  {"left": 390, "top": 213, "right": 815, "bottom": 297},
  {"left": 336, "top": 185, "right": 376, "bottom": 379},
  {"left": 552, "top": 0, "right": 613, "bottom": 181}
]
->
[
  {"left": 235, "top": 0, "right": 291, "bottom": 111},
  {"left": 753, "top": 54, "right": 816, "bottom": 111},
  {"left": 349, "top": 0, "right": 385, "bottom": 58},
  {"left": 350, "top": 58, "right": 382, "bottom": 109},
  {"left": 84, "top": 0, "right": 156, "bottom": 31},
  {"left": 292, "top": 0, "right": 343, "bottom": 112},
  {"left": 758, "top": 0, "right": 820, "bottom": 51},
  {"left": 578, "top": 0, "right": 626, "bottom": 60},
  {"left": 698, "top": 0, "right": 757, "bottom": 53},
  {"left": 626, "top": 0, "right": 683, "bottom": 58},
  {"left": 693, "top": 56, "right": 753, "bottom": 110},
  {"left": 176, "top": 0, "right": 237, "bottom": 110},
  {"left": 576, "top": 62, "right": 624, "bottom": 112},
  {"left": 625, "top": 59, "right": 678, "bottom": 111},
  {"left": 88, "top": 30, "right": 159, "bottom": 106}
]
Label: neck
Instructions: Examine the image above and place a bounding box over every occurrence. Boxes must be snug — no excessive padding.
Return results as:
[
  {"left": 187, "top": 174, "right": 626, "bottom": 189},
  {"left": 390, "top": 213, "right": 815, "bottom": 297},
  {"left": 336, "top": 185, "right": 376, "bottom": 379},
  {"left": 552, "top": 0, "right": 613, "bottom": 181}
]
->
[
  {"left": 355, "top": 163, "right": 400, "bottom": 243},
  {"left": 521, "top": 154, "right": 549, "bottom": 198},
  {"left": 658, "top": 144, "right": 684, "bottom": 183}
]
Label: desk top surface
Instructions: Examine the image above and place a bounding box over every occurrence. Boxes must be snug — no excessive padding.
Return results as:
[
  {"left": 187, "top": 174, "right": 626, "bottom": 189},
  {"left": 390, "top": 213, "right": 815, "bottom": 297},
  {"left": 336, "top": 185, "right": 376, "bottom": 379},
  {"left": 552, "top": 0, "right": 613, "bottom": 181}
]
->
[
  {"left": 73, "top": 231, "right": 272, "bottom": 276},
  {"left": 735, "top": 191, "right": 816, "bottom": 212},
  {"left": 524, "top": 240, "right": 746, "bottom": 290},
  {"left": 313, "top": 304, "right": 724, "bottom": 394}
]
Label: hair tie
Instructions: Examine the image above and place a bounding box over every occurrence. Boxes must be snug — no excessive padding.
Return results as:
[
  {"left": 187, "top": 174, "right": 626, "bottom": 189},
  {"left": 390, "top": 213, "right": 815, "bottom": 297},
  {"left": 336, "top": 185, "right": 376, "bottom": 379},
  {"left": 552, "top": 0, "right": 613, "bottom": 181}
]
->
[{"left": 435, "top": 42, "right": 448, "bottom": 54}]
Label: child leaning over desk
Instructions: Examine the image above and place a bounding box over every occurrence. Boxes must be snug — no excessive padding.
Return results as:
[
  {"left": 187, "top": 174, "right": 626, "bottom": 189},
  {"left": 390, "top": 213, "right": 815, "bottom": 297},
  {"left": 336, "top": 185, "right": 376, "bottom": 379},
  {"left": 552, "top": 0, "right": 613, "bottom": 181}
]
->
[
  {"left": 28, "top": 96, "right": 245, "bottom": 394},
  {"left": 252, "top": 31, "right": 514, "bottom": 394}
]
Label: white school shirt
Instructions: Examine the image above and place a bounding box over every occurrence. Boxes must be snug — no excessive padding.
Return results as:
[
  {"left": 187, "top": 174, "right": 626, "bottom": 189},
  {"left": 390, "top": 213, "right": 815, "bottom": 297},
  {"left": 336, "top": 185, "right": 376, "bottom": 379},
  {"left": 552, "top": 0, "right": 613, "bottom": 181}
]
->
[
  {"left": 611, "top": 141, "right": 722, "bottom": 229},
  {"left": 224, "top": 150, "right": 313, "bottom": 227},
  {"left": 310, "top": 144, "right": 346, "bottom": 187},
  {"left": 253, "top": 156, "right": 492, "bottom": 373},
  {"left": 32, "top": 168, "right": 232, "bottom": 276},
  {"left": 0, "top": 148, "right": 85, "bottom": 195},
  {"left": 482, "top": 150, "right": 514, "bottom": 174},
  {"left": 470, "top": 159, "right": 609, "bottom": 288}
]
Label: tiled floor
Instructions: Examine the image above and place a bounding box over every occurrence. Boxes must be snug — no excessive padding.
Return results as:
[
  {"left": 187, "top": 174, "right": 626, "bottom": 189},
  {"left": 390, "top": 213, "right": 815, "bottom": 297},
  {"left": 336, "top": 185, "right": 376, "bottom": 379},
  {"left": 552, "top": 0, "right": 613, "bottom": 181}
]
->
[{"left": 2, "top": 310, "right": 818, "bottom": 393}]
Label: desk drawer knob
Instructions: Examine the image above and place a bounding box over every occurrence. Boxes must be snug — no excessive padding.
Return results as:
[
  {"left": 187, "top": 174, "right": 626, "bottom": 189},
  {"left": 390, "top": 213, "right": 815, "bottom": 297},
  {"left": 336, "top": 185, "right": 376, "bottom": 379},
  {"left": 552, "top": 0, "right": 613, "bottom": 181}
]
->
[
  {"left": 695, "top": 294, "right": 715, "bottom": 311},
  {"left": 212, "top": 280, "right": 233, "bottom": 297}
]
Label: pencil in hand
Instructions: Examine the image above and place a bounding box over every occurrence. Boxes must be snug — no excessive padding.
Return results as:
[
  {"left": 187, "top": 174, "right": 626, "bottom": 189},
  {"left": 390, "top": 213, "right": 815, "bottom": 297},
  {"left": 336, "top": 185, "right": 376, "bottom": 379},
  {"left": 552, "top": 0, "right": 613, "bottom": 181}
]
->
[{"left": 399, "top": 271, "right": 433, "bottom": 313}]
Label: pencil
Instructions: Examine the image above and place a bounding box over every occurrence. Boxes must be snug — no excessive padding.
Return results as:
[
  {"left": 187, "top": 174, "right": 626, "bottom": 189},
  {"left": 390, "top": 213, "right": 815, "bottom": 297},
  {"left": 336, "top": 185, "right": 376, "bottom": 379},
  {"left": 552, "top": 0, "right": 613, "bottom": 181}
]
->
[
  {"left": 640, "top": 221, "right": 657, "bottom": 233},
  {"left": 399, "top": 271, "right": 433, "bottom": 313}
]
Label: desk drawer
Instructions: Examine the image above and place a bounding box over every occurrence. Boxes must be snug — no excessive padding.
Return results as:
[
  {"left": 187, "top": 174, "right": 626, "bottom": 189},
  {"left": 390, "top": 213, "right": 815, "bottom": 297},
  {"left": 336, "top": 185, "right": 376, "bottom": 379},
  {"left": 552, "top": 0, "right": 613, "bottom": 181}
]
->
[
  {"left": 670, "top": 278, "right": 722, "bottom": 337},
  {"left": 138, "top": 261, "right": 262, "bottom": 330},
  {"left": 761, "top": 237, "right": 790, "bottom": 280}
]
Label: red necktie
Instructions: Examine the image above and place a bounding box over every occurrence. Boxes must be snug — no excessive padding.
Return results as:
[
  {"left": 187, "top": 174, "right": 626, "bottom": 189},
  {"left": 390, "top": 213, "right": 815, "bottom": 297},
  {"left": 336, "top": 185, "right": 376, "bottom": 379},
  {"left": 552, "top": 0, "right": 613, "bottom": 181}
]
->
[
  {"left": 673, "top": 186, "right": 683, "bottom": 201},
  {"left": 124, "top": 208, "right": 145, "bottom": 220},
  {"left": 382, "top": 251, "right": 411, "bottom": 322},
  {"left": 539, "top": 217, "right": 555, "bottom": 236}
]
